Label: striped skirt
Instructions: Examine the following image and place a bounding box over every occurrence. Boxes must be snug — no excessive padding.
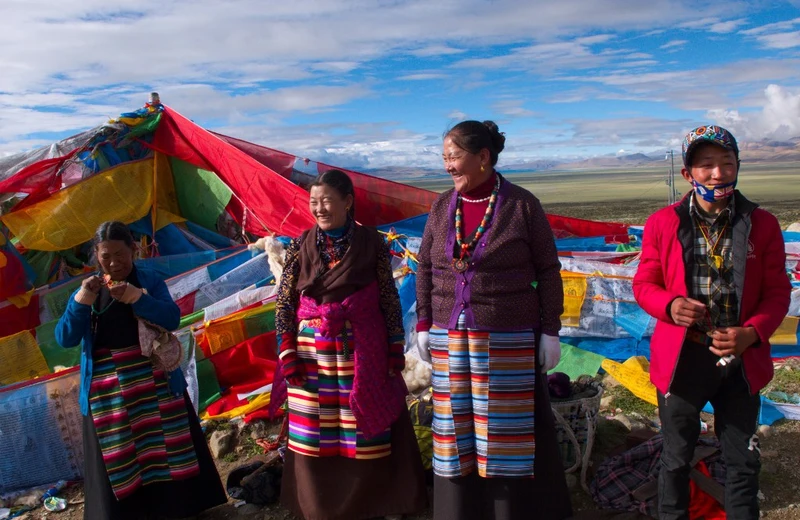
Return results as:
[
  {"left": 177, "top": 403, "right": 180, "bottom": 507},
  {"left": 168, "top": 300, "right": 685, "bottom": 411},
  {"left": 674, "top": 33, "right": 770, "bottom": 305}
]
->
[
  {"left": 430, "top": 314, "right": 536, "bottom": 479},
  {"left": 89, "top": 345, "right": 200, "bottom": 500},
  {"left": 287, "top": 321, "right": 392, "bottom": 459}
]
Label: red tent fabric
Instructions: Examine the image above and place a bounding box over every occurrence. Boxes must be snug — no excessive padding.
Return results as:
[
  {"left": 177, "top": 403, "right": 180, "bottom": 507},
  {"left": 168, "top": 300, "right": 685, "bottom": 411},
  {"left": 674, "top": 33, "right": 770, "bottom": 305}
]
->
[
  {"left": 149, "top": 108, "right": 315, "bottom": 238},
  {"left": 315, "top": 163, "right": 437, "bottom": 226},
  {"left": 0, "top": 295, "right": 40, "bottom": 337},
  {"left": 212, "top": 132, "right": 296, "bottom": 180},
  {"left": 547, "top": 213, "right": 630, "bottom": 239}
]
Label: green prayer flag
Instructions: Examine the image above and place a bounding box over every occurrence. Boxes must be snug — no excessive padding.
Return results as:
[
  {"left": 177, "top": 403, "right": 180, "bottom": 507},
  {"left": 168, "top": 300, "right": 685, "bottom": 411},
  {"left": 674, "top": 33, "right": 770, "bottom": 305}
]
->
[
  {"left": 36, "top": 320, "right": 80, "bottom": 371},
  {"left": 548, "top": 343, "right": 605, "bottom": 380}
]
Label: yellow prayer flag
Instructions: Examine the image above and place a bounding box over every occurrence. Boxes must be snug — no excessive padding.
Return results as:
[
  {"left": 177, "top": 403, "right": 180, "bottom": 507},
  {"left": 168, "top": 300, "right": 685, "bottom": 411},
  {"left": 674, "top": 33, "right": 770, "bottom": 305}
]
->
[
  {"left": 601, "top": 356, "right": 659, "bottom": 406},
  {"left": 200, "top": 392, "right": 272, "bottom": 421},
  {"left": 770, "top": 316, "right": 799, "bottom": 345},
  {"left": 560, "top": 271, "right": 588, "bottom": 328},
  {"left": 0, "top": 331, "right": 51, "bottom": 386}
]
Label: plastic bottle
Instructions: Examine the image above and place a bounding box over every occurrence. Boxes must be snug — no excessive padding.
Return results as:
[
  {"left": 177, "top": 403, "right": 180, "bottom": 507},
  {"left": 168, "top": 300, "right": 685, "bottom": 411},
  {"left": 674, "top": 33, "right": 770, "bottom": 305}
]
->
[{"left": 41, "top": 480, "right": 67, "bottom": 501}]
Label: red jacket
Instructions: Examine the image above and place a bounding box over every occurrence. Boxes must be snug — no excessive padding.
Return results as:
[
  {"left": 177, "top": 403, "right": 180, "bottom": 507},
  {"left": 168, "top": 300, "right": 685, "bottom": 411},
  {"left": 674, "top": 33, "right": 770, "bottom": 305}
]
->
[{"left": 633, "top": 192, "right": 791, "bottom": 394}]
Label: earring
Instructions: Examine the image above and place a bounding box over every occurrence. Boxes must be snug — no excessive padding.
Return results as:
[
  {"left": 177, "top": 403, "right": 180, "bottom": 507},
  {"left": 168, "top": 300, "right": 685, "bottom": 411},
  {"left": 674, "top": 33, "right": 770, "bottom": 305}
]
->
[{"left": 480, "top": 165, "right": 485, "bottom": 173}]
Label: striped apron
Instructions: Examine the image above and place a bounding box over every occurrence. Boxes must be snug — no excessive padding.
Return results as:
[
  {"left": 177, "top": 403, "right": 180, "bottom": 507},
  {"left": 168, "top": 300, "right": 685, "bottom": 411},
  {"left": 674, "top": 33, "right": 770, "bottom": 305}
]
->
[
  {"left": 89, "top": 345, "right": 200, "bottom": 499},
  {"left": 430, "top": 313, "right": 537, "bottom": 478},
  {"left": 286, "top": 320, "right": 392, "bottom": 459}
]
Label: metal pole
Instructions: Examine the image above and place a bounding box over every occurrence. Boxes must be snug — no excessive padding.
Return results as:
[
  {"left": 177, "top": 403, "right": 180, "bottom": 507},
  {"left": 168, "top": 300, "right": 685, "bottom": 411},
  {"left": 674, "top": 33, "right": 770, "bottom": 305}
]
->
[
  {"left": 670, "top": 150, "right": 676, "bottom": 203},
  {"left": 665, "top": 150, "right": 674, "bottom": 205}
]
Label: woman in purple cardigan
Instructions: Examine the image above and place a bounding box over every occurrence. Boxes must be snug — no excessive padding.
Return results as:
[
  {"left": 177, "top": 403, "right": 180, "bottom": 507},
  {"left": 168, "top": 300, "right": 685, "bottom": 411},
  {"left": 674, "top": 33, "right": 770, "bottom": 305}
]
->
[{"left": 416, "top": 121, "right": 571, "bottom": 520}]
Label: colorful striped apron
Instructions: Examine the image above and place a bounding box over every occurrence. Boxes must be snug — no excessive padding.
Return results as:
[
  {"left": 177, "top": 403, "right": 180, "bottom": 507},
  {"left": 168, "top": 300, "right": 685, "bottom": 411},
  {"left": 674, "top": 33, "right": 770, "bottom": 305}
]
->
[
  {"left": 430, "top": 313, "right": 537, "bottom": 478},
  {"left": 286, "top": 321, "right": 392, "bottom": 459},
  {"left": 89, "top": 345, "right": 200, "bottom": 499}
]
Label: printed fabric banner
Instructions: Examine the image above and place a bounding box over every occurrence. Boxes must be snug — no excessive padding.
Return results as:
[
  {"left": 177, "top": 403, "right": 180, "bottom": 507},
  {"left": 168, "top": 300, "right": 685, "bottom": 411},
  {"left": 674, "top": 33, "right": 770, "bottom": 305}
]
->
[{"left": 0, "top": 369, "right": 84, "bottom": 493}]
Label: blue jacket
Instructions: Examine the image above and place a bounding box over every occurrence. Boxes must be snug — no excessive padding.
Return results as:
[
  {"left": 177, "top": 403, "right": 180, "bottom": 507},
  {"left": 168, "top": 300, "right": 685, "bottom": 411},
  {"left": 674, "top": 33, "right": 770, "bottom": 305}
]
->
[{"left": 55, "top": 267, "right": 185, "bottom": 416}]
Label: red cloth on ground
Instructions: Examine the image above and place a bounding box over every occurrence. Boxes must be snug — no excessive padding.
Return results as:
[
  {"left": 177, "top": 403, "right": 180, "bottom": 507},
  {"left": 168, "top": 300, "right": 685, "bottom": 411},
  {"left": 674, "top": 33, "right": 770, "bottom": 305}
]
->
[{"left": 688, "top": 460, "right": 726, "bottom": 519}]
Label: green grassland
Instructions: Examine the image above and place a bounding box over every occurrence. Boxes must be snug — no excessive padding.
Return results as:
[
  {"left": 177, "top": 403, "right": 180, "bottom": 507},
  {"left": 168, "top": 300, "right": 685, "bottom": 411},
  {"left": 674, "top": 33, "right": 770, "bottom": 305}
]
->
[{"left": 409, "top": 162, "right": 800, "bottom": 227}]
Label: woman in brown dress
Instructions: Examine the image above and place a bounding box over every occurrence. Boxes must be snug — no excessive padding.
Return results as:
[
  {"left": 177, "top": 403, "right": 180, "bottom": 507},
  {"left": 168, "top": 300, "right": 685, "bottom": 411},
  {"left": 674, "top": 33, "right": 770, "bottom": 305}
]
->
[{"left": 272, "top": 169, "right": 428, "bottom": 520}]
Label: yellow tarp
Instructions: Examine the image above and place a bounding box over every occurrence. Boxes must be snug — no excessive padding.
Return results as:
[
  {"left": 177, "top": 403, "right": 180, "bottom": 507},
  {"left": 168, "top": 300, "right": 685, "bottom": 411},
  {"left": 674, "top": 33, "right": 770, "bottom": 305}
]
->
[
  {"left": 601, "top": 356, "right": 658, "bottom": 406},
  {"left": 561, "top": 271, "right": 588, "bottom": 328},
  {"left": 0, "top": 331, "right": 51, "bottom": 386},
  {"left": 770, "top": 316, "right": 799, "bottom": 345},
  {"left": 1, "top": 157, "right": 185, "bottom": 251},
  {"left": 153, "top": 151, "right": 183, "bottom": 226},
  {"left": 2, "top": 159, "right": 155, "bottom": 250}
]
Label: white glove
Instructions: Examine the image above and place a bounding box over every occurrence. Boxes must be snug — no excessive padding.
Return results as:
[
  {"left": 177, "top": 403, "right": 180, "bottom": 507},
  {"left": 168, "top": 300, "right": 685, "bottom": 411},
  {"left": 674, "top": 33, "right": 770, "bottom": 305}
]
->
[
  {"left": 416, "top": 331, "right": 431, "bottom": 363},
  {"left": 538, "top": 334, "right": 561, "bottom": 373}
]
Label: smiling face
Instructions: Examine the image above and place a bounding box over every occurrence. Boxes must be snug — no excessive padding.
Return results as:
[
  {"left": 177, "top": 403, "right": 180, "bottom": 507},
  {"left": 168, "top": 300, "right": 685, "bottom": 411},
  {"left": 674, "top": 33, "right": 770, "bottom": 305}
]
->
[
  {"left": 309, "top": 184, "right": 352, "bottom": 231},
  {"left": 96, "top": 240, "right": 134, "bottom": 281},
  {"left": 443, "top": 136, "right": 492, "bottom": 193},
  {"left": 681, "top": 142, "right": 739, "bottom": 187}
]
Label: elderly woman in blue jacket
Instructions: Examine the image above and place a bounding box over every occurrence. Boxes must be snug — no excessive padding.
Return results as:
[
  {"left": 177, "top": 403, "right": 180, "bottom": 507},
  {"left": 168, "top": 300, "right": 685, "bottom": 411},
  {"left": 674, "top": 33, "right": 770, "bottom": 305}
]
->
[{"left": 56, "top": 221, "right": 225, "bottom": 520}]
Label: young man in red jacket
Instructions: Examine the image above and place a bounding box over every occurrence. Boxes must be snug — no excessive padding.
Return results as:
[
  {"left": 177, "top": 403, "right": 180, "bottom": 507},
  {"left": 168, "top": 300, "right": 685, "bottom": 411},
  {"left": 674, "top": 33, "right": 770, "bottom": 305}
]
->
[{"left": 633, "top": 125, "right": 791, "bottom": 519}]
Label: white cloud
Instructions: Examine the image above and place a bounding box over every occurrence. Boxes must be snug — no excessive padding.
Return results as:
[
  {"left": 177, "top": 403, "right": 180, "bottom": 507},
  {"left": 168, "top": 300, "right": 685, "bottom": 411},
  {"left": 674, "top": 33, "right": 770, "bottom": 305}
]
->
[
  {"left": 740, "top": 17, "right": 800, "bottom": 36},
  {"left": 678, "top": 17, "right": 720, "bottom": 29},
  {"left": 491, "top": 100, "right": 536, "bottom": 118},
  {"left": 447, "top": 110, "right": 468, "bottom": 121},
  {"left": 710, "top": 18, "right": 747, "bottom": 33},
  {"left": 660, "top": 39, "right": 687, "bottom": 49},
  {"left": 408, "top": 45, "right": 466, "bottom": 57},
  {"left": 706, "top": 84, "right": 800, "bottom": 141},
  {"left": 755, "top": 31, "right": 800, "bottom": 49},
  {"left": 397, "top": 73, "right": 449, "bottom": 81}
]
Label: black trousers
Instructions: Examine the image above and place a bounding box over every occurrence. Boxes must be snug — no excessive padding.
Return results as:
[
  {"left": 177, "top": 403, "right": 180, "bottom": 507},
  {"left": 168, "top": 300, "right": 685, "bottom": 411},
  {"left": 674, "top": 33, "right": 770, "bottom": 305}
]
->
[{"left": 657, "top": 339, "right": 761, "bottom": 520}]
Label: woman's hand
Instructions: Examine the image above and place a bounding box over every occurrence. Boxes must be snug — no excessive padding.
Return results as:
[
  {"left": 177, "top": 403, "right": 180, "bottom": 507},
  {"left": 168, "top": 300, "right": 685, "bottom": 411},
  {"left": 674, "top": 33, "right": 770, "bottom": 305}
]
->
[
  {"left": 82, "top": 275, "right": 103, "bottom": 294},
  {"left": 74, "top": 276, "right": 103, "bottom": 305},
  {"left": 416, "top": 331, "right": 431, "bottom": 363},
  {"left": 538, "top": 334, "right": 561, "bottom": 373},
  {"left": 282, "top": 351, "right": 307, "bottom": 387},
  {"left": 109, "top": 283, "right": 144, "bottom": 304}
]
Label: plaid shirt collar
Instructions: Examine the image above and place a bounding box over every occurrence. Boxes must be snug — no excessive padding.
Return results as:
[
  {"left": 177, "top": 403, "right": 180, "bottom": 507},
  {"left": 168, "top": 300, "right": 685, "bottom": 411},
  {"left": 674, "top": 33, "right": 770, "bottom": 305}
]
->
[{"left": 689, "top": 193, "right": 735, "bottom": 225}]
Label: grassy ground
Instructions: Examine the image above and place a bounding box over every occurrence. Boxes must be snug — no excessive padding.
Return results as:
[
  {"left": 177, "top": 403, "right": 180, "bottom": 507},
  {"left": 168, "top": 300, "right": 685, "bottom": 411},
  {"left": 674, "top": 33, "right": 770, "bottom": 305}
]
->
[{"left": 412, "top": 162, "right": 800, "bottom": 228}]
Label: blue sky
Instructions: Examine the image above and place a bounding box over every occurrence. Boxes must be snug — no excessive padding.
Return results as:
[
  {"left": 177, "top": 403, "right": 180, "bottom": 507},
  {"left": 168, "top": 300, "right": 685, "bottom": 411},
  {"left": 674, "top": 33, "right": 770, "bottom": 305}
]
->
[{"left": 1, "top": 0, "right": 799, "bottom": 169}]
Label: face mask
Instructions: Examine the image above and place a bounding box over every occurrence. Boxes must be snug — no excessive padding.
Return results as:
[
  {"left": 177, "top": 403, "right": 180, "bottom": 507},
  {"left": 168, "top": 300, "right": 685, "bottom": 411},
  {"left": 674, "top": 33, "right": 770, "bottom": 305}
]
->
[{"left": 691, "top": 178, "right": 736, "bottom": 203}]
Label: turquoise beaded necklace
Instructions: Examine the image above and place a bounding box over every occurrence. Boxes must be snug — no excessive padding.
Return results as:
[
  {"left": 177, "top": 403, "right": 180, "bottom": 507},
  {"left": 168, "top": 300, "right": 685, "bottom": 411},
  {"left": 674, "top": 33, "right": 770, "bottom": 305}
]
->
[{"left": 453, "top": 175, "right": 500, "bottom": 272}]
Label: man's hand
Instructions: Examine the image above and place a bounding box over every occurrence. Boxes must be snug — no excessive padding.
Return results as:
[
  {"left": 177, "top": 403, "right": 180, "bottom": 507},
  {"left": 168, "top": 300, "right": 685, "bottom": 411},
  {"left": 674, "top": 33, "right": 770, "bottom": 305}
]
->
[
  {"left": 669, "top": 297, "right": 707, "bottom": 328},
  {"left": 709, "top": 327, "right": 758, "bottom": 358}
]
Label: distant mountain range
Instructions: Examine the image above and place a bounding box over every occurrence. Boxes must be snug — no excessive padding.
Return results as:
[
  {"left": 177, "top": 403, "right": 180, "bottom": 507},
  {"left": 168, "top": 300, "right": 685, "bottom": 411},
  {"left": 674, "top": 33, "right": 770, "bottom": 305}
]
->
[{"left": 364, "top": 136, "right": 800, "bottom": 179}]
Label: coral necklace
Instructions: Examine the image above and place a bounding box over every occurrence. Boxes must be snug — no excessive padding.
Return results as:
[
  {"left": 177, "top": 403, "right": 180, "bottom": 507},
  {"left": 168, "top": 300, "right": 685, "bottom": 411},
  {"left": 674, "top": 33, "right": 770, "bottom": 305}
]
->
[{"left": 453, "top": 175, "right": 501, "bottom": 273}]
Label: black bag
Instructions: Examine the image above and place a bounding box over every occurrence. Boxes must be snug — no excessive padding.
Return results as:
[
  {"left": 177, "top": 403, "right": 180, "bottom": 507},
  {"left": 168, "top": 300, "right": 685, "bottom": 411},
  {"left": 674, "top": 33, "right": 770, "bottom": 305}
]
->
[{"left": 226, "top": 451, "right": 283, "bottom": 505}]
